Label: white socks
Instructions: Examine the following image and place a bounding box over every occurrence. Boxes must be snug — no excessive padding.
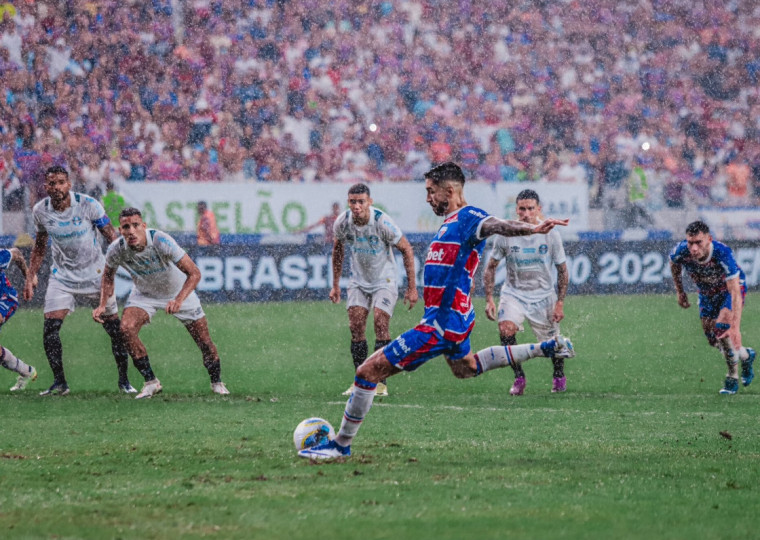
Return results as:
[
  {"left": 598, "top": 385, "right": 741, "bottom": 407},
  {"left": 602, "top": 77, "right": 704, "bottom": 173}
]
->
[{"left": 336, "top": 380, "right": 376, "bottom": 447}]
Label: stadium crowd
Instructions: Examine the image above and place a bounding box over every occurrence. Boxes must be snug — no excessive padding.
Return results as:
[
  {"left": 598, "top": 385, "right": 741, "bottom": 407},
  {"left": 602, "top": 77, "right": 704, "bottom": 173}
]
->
[{"left": 1, "top": 0, "right": 760, "bottom": 215}]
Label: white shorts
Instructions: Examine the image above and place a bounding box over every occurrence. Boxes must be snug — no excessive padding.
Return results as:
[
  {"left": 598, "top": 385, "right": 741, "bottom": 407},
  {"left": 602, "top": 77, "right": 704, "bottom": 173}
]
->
[
  {"left": 125, "top": 290, "right": 205, "bottom": 324},
  {"left": 44, "top": 276, "right": 118, "bottom": 316},
  {"left": 346, "top": 286, "right": 398, "bottom": 317},
  {"left": 497, "top": 293, "right": 559, "bottom": 341}
]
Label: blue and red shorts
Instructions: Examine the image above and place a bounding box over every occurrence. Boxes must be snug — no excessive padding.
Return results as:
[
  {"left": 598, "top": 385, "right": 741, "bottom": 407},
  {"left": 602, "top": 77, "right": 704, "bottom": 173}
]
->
[
  {"left": 0, "top": 291, "right": 18, "bottom": 328},
  {"left": 383, "top": 324, "right": 472, "bottom": 371},
  {"left": 698, "top": 281, "right": 746, "bottom": 320}
]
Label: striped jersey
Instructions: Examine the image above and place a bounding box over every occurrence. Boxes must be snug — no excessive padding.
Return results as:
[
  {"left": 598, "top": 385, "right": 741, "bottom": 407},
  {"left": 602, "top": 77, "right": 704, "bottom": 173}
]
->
[
  {"left": 670, "top": 240, "right": 744, "bottom": 296},
  {"left": 32, "top": 192, "right": 110, "bottom": 289},
  {"left": 0, "top": 249, "right": 17, "bottom": 299},
  {"left": 421, "top": 205, "right": 490, "bottom": 342}
]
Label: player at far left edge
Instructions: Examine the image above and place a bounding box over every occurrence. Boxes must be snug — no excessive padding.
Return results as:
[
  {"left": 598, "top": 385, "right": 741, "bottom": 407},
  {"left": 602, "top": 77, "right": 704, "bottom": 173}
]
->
[
  {"left": 0, "top": 246, "right": 38, "bottom": 391},
  {"left": 93, "top": 207, "right": 229, "bottom": 398},
  {"left": 299, "top": 162, "right": 574, "bottom": 460},
  {"left": 24, "top": 165, "right": 136, "bottom": 396},
  {"left": 670, "top": 220, "right": 755, "bottom": 395}
]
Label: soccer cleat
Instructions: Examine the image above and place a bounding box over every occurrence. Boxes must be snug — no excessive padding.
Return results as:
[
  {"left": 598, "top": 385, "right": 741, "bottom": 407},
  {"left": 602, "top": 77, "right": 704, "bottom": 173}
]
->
[
  {"left": 135, "top": 379, "right": 162, "bottom": 399},
  {"left": 741, "top": 348, "right": 755, "bottom": 387},
  {"left": 719, "top": 377, "right": 739, "bottom": 395},
  {"left": 211, "top": 382, "right": 230, "bottom": 395},
  {"left": 40, "top": 381, "right": 70, "bottom": 396},
  {"left": 509, "top": 376, "right": 526, "bottom": 396},
  {"left": 341, "top": 384, "right": 354, "bottom": 396},
  {"left": 541, "top": 334, "right": 576, "bottom": 359},
  {"left": 118, "top": 381, "right": 138, "bottom": 394},
  {"left": 551, "top": 376, "right": 567, "bottom": 393},
  {"left": 10, "top": 366, "right": 37, "bottom": 391},
  {"left": 297, "top": 439, "right": 351, "bottom": 460},
  {"left": 375, "top": 382, "right": 388, "bottom": 397}
]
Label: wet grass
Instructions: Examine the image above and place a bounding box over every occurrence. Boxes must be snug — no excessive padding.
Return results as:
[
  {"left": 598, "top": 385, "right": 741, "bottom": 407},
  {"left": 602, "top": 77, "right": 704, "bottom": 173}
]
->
[{"left": 0, "top": 294, "right": 758, "bottom": 539}]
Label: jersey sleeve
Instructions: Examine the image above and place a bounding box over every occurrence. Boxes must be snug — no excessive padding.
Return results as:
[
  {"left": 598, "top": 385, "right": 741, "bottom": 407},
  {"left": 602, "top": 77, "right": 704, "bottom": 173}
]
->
[
  {"left": 83, "top": 196, "right": 111, "bottom": 228},
  {"left": 0, "top": 249, "right": 11, "bottom": 271},
  {"left": 488, "top": 235, "right": 508, "bottom": 262},
  {"left": 549, "top": 229, "right": 567, "bottom": 265},
  {"left": 669, "top": 240, "right": 688, "bottom": 264},
  {"left": 332, "top": 212, "right": 348, "bottom": 242},
  {"left": 105, "top": 240, "right": 123, "bottom": 270},
  {"left": 463, "top": 207, "right": 491, "bottom": 246},
  {"left": 154, "top": 231, "right": 187, "bottom": 264},
  {"left": 378, "top": 212, "right": 403, "bottom": 246},
  {"left": 714, "top": 243, "right": 741, "bottom": 281}
]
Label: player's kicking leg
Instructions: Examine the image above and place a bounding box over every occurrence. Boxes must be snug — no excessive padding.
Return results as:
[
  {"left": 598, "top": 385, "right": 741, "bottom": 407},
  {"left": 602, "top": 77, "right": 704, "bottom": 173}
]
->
[{"left": 1, "top": 346, "right": 37, "bottom": 391}]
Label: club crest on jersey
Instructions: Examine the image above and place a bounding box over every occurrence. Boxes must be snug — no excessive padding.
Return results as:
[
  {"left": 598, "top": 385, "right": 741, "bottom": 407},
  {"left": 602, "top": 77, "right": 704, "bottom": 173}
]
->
[
  {"left": 539, "top": 244, "right": 548, "bottom": 254},
  {"left": 72, "top": 216, "right": 82, "bottom": 226}
]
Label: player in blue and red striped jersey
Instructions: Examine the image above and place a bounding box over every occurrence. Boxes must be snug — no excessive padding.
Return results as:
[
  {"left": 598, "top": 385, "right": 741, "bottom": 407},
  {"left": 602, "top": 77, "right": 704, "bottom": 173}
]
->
[
  {"left": 0, "top": 247, "right": 38, "bottom": 391},
  {"left": 299, "top": 162, "right": 574, "bottom": 459},
  {"left": 670, "top": 220, "right": 755, "bottom": 395}
]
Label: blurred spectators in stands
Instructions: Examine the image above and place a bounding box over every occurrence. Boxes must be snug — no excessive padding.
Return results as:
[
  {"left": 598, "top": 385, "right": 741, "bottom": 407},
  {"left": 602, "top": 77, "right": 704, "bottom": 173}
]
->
[{"left": 0, "top": 0, "right": 758, "bottom": 214}]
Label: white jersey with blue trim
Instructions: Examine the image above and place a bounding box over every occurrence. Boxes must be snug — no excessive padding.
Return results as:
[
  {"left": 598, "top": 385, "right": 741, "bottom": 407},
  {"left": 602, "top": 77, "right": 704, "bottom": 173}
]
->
[
  {"left": 33, "top": 192, "right": 110, "bottom": 288},
  {"left": 106, "top": 229, "right": 188, "bottom": 299},
  {"left": 489, "top": 225, "right": 566, "bottom": 303},
  {"left": 333, "top": 206, "right": 403, "bottom": 292}
]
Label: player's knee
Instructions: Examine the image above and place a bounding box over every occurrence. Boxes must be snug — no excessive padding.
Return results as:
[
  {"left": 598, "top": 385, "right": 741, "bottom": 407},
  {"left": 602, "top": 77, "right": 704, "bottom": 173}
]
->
[
  {"left": 449, "top": 361, "right": 477, "bottom": 379},
  {"left": 119, "top": 318, "right": 141, "bottom": 339},
  {"left": 499, "top": 321, "right": 518, "bottom": 337}
]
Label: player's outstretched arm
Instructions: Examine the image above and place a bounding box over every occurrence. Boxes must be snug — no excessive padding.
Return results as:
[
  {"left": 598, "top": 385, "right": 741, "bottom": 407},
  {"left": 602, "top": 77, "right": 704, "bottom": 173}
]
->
[
  {"left": 329, "top": 240, "right": 344, "bottom": 303},
  {"left": 93, "top": 265, "right": 117, "bottom": 323},
  {"left": 669, "top": 261, "right": 690, "bottom": 309},
  {"left": 169, "top": 254, "right": 201, "bottom": 314},
  {"left": 483, "top": 257, "right": 499, "bottom": 321},
  {"left": 23, "top": 231, "right": 48, "bottom": 301},
  {"left": 396, "top": 236, "right": 418, "bottom": 310},
  {"left": 480, "top": 216, "right": 569, "bottom": 238}
]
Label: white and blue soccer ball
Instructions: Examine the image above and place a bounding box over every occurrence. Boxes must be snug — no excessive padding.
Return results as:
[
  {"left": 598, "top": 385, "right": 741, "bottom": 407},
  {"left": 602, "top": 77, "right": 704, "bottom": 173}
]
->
[{"left": 293, "top": 417, "right": 335, "bottom": 451}]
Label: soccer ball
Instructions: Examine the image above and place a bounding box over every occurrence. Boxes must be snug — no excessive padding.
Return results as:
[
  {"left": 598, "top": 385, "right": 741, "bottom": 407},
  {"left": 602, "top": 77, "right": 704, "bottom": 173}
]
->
[{"left": 293, "top": 417, "right": 335, "bottom": 451}]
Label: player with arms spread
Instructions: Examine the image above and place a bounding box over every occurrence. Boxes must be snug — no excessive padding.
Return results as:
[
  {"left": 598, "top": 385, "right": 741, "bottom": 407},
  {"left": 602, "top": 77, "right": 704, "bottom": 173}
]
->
[
  {"left": 484, "top": 189, "right": 571, "bottom": 395},
  {"left": 23, "top": 165, "right": 135, "bottom": 396},
  {"left": 331, "top": 183, "right": 417, "bottom": 397},
  {"left": 93, "top": 207, "right": 229, "bottom": 398},
  {"left": 299, "top": 162, "right": 574, "bottom": 459},
  {"left": 670, "top": 220, "right": 755, "bottom": 395},
  {"left": 0, "top": 247, "right": 38, "bottom": 391}
]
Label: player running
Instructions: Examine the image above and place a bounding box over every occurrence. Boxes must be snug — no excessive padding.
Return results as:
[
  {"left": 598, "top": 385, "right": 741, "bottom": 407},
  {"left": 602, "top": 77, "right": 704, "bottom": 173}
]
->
[
  {"left": 299, "top": 162, "right": 574, "bottom": 459},
  {"left": 331, "top": 183, "right": 417, "bottom": 397},
  {"left": 0, "top": 247, "right": 38, "bottom": 391},
  {"left": 670, "top": 220, "right": 755, "bottom": 395},
  {"left": 92, "top": 207, "right": 229, "bottom": 398},
  {"left": 24, "top": 166, "right": 135, "bottom": 396},
  {"left": 484, "top": 189, "right": 571, "bottom": 395}
]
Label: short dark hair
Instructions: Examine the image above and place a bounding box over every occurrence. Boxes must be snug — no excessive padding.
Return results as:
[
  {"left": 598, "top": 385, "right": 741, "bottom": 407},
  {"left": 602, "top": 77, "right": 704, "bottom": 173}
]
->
[
  {"left": 516, "top": 189, "right": 540, "bottom": 204},
  {"left": 119, "top": 207, "right": 142, "bottom": 221},
  {"left": 685, "top": 220, "right": 710, "bottom": 236},
  {"left": 198, "top": 201, "right": 207, "bottom": 210},
  {"left": 424, "top": 162, "right": 465, "bottom": 186},
  {"left": 348, "top": 183, "right": 370, "bottom": 196},
  {"left": 45, "top": 165, "right": 68, "bottom": 179}
]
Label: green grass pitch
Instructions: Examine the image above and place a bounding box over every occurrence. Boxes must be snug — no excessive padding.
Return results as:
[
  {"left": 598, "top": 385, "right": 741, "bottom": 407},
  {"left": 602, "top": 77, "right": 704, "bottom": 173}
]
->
[{"left": 0, "top": 294, "right": 758, "bottom": 539}]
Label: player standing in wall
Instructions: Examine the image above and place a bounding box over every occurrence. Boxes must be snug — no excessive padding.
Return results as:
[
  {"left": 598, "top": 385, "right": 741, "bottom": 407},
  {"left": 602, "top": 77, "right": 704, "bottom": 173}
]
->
[
  {"left": 331, "top": 183, "right": 418, "bottom": 397},
  {"left": 93, "top": 207, "right": 229, "bottom": 398},
  {"left": 23, "top": 166, "right": 136, "bottom": 396},
  {"left": 300, "top": 162, "right": 574, "bottom": 459},
  {"left": 670, "top": 220, "right": 755, "bottom": 394},
  {"left": 483, "top": 189, "right": 571, "bottom": 395}
]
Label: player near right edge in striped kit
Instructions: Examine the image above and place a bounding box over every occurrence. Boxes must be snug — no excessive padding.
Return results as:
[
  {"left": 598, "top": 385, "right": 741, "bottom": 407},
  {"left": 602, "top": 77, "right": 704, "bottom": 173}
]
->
[{"left": 299, "top": 162, "right": 575, "bottom": 460}]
